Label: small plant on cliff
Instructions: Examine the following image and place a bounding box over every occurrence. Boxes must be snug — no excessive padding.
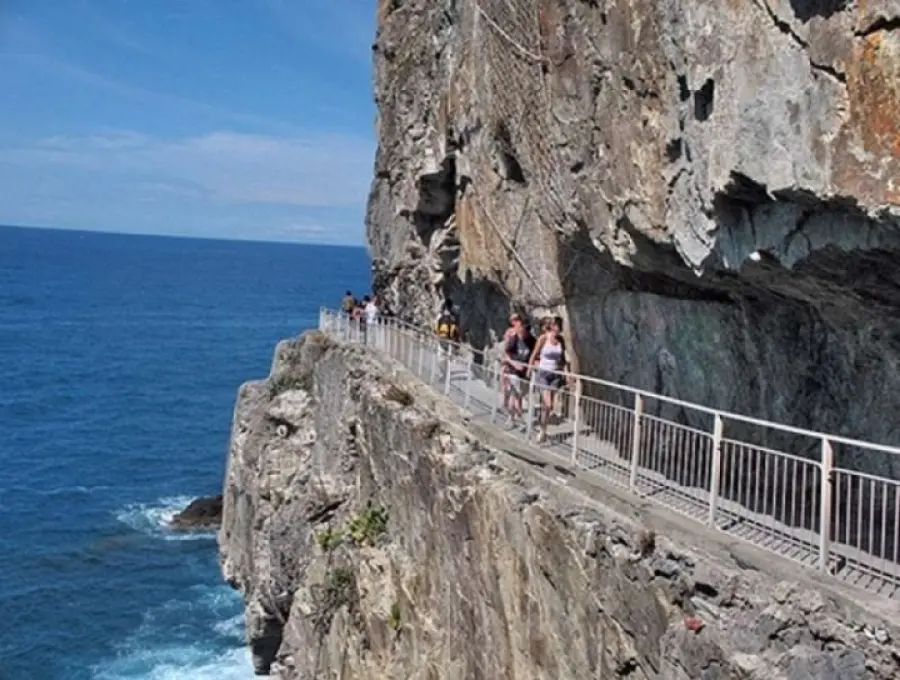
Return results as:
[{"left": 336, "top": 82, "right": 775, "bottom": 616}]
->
[
  {"left": 314, "top": 566, "right": 359, "bottom": 635},
  {"left": 387, "top": 601, "right": 401, "bottom": 632},
  {"left": 268, "top": 373, "right": 307, "bottom": 397},
  {"left": 316, "top": 527, "right": 345, "bottom": 552},
  {"left": 325, "top": 567, "right": 355, "bottom": 605},
  {"left": 347, "top": 502, "right": 389, "bottom": 546}
]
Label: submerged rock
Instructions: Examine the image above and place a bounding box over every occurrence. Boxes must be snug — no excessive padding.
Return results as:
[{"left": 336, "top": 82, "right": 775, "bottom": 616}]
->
[{"left": 170, "top": 495, "right": 223, "bottom": 530}]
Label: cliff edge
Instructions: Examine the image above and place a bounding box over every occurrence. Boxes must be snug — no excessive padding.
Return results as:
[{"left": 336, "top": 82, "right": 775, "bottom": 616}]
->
[
  {"left": 219, "top": 332, "right": 900, "bottom": 678},
  {"left": 366, "top": 0, "right": 900, "bottom": 476}
]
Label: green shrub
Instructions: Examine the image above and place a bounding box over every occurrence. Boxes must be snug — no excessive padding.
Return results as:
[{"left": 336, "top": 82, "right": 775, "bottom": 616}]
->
[
  {"left": 388, "top": 601, "right": 401, "bottom": 631},
  {"left": 316, "top": 528, "right": 344, "bottom": 552},
  {"left": 347, "top": 502, "right": 389, "bottom": 546},
  {"left": 325, "top": 567, "right": 355, "bottom": 606}
]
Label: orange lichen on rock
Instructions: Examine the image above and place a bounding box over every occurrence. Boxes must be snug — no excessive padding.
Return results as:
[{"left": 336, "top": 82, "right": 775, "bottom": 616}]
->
[
  {"left": 850, "top": 33, "right": 900, "bottom": 159},
  {"left": 833, "top": 30, "right": 900, "bottom": 205}
]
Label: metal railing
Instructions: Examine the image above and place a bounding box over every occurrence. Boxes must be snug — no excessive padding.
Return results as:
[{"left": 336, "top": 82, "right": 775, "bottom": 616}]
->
[{"left": 318, "top": 308, "right": 900, "bottom": 598}]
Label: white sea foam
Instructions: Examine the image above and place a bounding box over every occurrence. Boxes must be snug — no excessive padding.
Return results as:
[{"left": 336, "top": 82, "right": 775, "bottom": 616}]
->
[
  {"left": 212, "top": 614, "right": 245, "bottom": 641},
  {"left": 93, "top": 645, "right": 254, "bottom": 680},
  {"left": 115, "top": 495, "right": 217, "bottom": 541},
  {"left": 91, "top": 586, "right": 253, "bottom": 680}
]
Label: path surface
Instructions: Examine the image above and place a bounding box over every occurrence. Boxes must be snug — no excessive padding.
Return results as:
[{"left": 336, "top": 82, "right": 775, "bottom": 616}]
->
[{"left": 325, "top": 315, "right": 900, "bottom": 600}]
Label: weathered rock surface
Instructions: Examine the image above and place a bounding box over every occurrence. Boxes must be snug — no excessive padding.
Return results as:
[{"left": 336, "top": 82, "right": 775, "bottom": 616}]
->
[
  {"left": 366, "top": 0, "right": 900, "bottom": 477},
  {"left": 219, "top": 331, "right": 900, "bottom": 678},
  {"left": 170, "top": 495, "right": 223, "bottom": 531}
]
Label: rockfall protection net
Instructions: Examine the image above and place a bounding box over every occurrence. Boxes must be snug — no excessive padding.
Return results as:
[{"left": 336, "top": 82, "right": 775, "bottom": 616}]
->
[{"left": 471, "top": 0, "right": 571, "bottom": 229}]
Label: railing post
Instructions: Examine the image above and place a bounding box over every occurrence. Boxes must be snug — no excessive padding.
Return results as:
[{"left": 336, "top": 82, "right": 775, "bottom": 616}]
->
[
  {"left": 571, "top": 379, "right": 582, "bottom": 464},
  {"left": 819, "top": 437, "right": 834, "bottom": 572},
  {"left": 428, "top": 336, "right": 437, "bottom": 385},
  {"left": 628, "top": 393, "right": 643, "bottom": 491},
  {"left": 443, "top": 342, "right": 453, "bottom": 395},
  {"left": 525, "top": 372, "right": 537, "bottom": 441},
  {"left": 418, "top": 334, "right": 427, "bottom": 377},
  {"left": 707, "top": 414, "right": 724, "bottom": 527},
  {"left": 463, "top": 351, "right": 474, "bottom": 410},
  {"left": 490, "top": 361, "right": 501, "bottom": 424}
]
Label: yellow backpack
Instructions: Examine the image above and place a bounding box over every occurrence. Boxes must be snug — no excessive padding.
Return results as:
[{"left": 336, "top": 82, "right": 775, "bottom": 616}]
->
[{"left": 436, "top": 313, "right": 458, "bottom": 340}]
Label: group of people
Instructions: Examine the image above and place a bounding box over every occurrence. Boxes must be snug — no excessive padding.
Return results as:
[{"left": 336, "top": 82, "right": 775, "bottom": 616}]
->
[
  {"left": 500, "top": 313, "right": 571, "bottom": 443},
  {"left": 341, "top": 290, "right": 379, "bottom": 325},
  {"left": 338, "top": 291, "right": 569, "bottom": 444}
]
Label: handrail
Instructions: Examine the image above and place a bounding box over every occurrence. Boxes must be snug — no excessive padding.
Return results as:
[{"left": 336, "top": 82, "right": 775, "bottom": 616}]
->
[
  {"left": 327, "top": 308, "right": 900, "bottom": 460},
  {"left": 319, "top": 307, "right": 900, "bottom": 597}
]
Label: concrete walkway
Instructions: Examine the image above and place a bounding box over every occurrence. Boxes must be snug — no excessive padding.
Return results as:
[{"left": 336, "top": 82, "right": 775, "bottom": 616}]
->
[{"left": 322, "top": 311, "right": 900, "bottom": 600}]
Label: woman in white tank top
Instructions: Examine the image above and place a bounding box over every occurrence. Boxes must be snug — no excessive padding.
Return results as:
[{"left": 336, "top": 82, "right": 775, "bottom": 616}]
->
[{"left": 528, "top": 316, "right": 570, "bottom": 443}]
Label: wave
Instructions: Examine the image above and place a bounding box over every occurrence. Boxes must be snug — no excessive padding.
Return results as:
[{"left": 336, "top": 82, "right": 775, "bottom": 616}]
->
[
  {"left": 90, "top": 585, "right": 253, "bottom": 680},
  {"left": 115, "top": 496, "right": 217, "bottom": 542},
  {"left": 92, "top": 644, "right": 253, "bottom": 680}
]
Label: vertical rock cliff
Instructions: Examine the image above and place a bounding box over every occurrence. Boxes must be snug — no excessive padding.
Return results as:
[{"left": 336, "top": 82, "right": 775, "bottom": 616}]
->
[
  {"left": 366, "top": 0, "right": 900, "bottom": 476},
  {"left": 219, "top": 333, "right": 900, "bottom": 678}
]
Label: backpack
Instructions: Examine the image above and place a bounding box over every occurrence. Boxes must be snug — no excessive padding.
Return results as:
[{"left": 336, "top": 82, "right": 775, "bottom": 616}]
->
[
  {"left": 436, "top": 312, "right": 459, "bottom": 340},
  {"left": 341, "top": 296, "right": 355, "bottom": 313}
]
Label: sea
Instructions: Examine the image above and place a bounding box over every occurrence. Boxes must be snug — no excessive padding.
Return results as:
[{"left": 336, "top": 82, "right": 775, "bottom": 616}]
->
[{"left": 0, "top": 225, "right": 371, "bottom": 680}]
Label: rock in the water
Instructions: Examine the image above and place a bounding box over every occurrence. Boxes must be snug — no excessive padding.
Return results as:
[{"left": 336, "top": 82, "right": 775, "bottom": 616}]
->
[{"left": 170, "top": 495, "right": 222, "bottom": 530}]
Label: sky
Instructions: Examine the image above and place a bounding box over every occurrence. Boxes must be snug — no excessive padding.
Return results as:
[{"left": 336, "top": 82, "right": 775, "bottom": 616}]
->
[{"left": 0, "top": 0, "right": 377, "bottom": 245}]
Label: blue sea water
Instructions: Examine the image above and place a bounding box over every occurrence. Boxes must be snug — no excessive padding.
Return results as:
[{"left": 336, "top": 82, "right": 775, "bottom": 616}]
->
[{"left": 0, "top": 226, "right": 371, "bottom": 680}]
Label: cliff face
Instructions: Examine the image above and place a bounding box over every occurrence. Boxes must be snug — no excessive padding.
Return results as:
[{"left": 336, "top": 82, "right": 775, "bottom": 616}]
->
[
  {"left": 366, "top": 0, "right": 900, "bottom": 474},
  {"left": 220, "top": 332, "right": 899, "bottom": 678}
]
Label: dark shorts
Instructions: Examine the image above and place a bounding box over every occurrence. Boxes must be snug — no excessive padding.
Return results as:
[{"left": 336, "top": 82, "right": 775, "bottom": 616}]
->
[{"left": 536, "top": 369, "right": 564, "bottom": 390}]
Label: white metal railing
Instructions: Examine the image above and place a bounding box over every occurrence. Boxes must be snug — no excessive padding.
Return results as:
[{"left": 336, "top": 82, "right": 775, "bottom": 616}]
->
[{"left": 318, "top": 308, "right": 900, "bottom": 598}]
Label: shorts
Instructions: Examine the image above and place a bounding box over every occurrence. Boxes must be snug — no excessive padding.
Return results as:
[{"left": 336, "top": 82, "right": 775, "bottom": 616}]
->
[
  {"left": 507, "top": 373, "right": 527, "bottom": 396},
  {"left": 536, "top": 369, "right": 564, "bottom": 390}
]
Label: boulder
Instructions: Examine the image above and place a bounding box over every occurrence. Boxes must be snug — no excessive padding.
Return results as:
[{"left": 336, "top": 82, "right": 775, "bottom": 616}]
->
[{"left": 170, "top": 495, "right": 223, "bottom": 531}]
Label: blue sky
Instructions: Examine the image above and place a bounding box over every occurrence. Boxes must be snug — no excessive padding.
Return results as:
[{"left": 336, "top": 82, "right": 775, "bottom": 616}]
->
[{"left": 0, "top": 0, "right": 377, "bottom": 245}]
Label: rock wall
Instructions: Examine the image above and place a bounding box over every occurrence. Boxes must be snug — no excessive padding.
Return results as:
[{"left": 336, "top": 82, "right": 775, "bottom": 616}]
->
[
  {"left": 219, "top": 332, "right": 900, "bottom": 678},
  {"left": 366, "top": 0, "right": 900, "bottom": 476}
]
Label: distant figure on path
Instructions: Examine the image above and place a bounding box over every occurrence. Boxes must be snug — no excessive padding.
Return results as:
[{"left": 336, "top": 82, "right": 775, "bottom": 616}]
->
[
  {"left": 341, "top": 290, "right": 355, "bottom": 315},
  {"left": 359, "top": 295, "right": 374, "bottom": 344},
  {"left": 435, "top": 298, "right": 461, "bottom": 345},
  {"left": 364, "top": 294, "right": 379, "bottom": 323}
]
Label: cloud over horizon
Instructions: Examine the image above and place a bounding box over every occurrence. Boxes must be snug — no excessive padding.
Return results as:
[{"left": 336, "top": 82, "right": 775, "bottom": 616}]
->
[{"left": 0, "top": 1, "right": 377, "bottom": 245}]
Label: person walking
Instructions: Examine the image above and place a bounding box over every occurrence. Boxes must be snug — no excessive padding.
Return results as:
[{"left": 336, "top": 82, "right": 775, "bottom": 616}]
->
[
  {"left": 528, "top": 316, "right": 571, "bottom": 443},
  {"left": 499, "top": 314, "right": 520, "bottom": 417},
  {"left": 502, "top": 314, "right": 535, "bottom": 430},
  {"left": 364, "top": 294, "right": 379, "bottom": 347},
  {"left": 341, "top": 290, "right": 355, "bottom": 315}
]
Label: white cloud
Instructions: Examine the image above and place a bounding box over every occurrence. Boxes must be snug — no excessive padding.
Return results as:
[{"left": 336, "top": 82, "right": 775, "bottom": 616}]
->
[
  {"left": 278, "top": 223, "right": 328, "bottom": 235},
  {"left": 1, "top": 130, "right": 375, "bottom": 208}
]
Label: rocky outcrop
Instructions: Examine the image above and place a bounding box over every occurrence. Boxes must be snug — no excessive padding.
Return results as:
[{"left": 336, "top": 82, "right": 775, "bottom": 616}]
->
[
  {"left": 219, "top": 331, "right": 900, "bottom": 678},
  {"left": 170, "top": 495, "right": 223, "bottom": 531},
  {"left": 366, "top": 0, "right": 900, "bottom": 477}
]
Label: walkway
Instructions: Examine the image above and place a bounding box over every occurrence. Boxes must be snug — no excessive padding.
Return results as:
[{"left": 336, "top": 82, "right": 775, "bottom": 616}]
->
[{"left": 319, "top": 309, "right": 900, "bottom": 600}]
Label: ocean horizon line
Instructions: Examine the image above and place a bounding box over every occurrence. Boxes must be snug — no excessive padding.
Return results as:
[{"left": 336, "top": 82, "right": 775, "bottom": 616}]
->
[{"left": 0, "top": 223, "right": 368, "bottom": 250}]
